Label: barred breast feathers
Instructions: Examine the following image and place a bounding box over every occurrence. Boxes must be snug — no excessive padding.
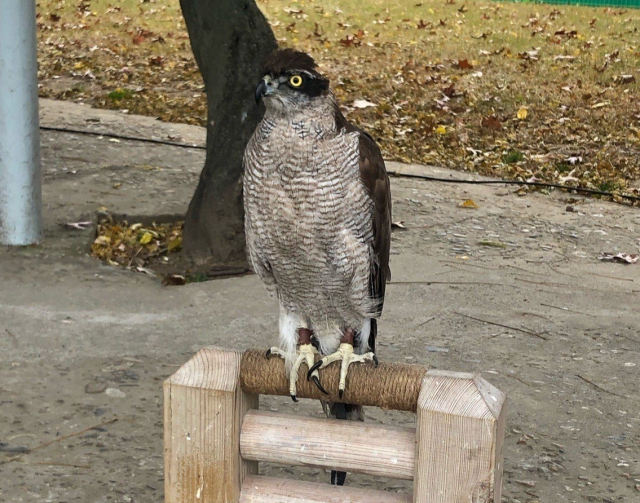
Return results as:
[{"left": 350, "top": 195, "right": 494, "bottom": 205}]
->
[{"left": 243, "top": 92, "right": 387, "bottom": 358}]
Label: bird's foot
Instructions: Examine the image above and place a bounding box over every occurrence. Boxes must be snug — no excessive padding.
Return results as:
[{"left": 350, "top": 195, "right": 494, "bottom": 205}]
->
[
  {"left": 266, "top": 343, "right": 326, "bottom": 402},
  {"left": 307, "top": 343, "right": 378, "bottom": 398}
]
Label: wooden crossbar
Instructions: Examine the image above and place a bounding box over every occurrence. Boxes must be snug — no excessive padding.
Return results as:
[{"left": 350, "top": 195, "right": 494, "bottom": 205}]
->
[
  {"left": 239, "top": 476, "right": 412, "bottom": 503},
  {"left": 240, "top": 410, "right": 415, "bottom": 480},
  {"left": 164, "top": 347, "right": 506, "bottom": 503}
]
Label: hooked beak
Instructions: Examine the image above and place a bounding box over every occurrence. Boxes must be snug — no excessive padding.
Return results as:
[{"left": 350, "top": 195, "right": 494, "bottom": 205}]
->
[{"left": 255, "top": 76, "right": 275, "bottom": 104}]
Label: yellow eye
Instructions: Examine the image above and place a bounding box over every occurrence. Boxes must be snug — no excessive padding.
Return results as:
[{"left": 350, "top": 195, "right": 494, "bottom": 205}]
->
[{"left": 289, "top": 75, "right": 303, "bottom": 87}]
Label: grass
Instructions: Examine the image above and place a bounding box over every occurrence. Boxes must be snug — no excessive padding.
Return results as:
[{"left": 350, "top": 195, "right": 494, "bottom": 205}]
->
[
  {"left": 504, "top": 149, "right": 526, "bottom": 163},
  {"left": 107, "top": 87, "right": 135, "bottom": 100},
  {"left": 37, "top": 0, "right": 640, "bottom": 202}
]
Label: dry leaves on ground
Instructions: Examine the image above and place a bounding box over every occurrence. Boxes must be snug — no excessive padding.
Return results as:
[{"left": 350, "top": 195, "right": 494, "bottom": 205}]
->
[
  {"left": 91, "top": 216, "right": 183, "bottom": 270},
  {"left": 37, "top": 0, "right": 640, "bottom": 205}
]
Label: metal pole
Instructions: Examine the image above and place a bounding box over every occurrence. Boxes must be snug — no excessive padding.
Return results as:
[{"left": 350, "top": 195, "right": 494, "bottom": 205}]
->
[{"left": 0, "top": 0, "right": 43, "bottom": 245}]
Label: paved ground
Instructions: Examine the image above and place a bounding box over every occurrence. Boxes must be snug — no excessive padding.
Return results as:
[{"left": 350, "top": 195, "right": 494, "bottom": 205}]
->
[{"left": 1, "top": 100, "right": 639, "bottom": 503}]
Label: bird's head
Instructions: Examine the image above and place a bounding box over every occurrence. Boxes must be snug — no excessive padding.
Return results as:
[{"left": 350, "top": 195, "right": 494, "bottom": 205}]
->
[{"left": 255, "top": 49, "right": 330, "bottom": 113}]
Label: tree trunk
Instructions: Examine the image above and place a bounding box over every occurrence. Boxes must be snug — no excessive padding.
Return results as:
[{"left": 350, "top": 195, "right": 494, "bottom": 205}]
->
[{"left": 179, "top": 0, "right": 277, "bottom": 271}]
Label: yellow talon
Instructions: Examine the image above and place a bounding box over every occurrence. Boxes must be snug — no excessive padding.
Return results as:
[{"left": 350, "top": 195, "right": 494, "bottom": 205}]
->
[
  {"left": 314, "top": 343, "right": 376, "bottom": 397},
  {"left": 267, "top": 344, "right": 319, "bottom": 400}
]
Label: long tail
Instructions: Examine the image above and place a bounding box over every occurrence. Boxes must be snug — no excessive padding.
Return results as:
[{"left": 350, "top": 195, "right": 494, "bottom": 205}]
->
[
  {"left": 323, "top": 318, "right": 376, "bottom": 486},
  {"left": 324, "top": 402, "right": 363, "bottom": 485}
]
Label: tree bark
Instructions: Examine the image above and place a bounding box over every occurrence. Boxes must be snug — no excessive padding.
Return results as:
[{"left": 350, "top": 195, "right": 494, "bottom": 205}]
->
[{"left": 179, "top": 0, "right": 277, "bottom": 271}]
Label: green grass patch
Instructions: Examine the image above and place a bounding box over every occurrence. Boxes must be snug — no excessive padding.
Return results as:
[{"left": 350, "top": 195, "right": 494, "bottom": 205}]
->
[
  {"left": 598, "top": 180, "right": 618, "bottom": 192},
  {"left": 108, "top": 88, "right": 135, "bottom": 101},
  {"left": 504, "top": 150, "right": 525, "bottom": 163}
]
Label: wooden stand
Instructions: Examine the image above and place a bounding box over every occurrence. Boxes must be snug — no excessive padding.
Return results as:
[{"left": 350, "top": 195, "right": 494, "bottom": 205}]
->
[
  {"left": 164, "top": 349, "right": 258, "bottom": 502},
  {"left": 164, "top": 347, "right": 506, "bottom": 503}
]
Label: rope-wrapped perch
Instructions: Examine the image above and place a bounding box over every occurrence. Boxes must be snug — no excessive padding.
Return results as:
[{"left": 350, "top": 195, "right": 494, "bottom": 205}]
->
[{"left": 240, "top": 349, "right": 428, "bottom": 412}]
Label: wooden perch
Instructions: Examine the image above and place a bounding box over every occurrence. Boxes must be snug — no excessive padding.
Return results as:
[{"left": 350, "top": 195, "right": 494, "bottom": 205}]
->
[
  {"left": 164, "top": 347, "right": 506, "bottom": 503},
  {"left": 240, "top": 348, "right": 428, "bottom": 412}
]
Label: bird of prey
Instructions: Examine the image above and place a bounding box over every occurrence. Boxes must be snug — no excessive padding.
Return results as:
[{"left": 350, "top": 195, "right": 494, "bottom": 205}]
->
[{"left": 243, "top": 49, "right": 391, "bottom": 484}]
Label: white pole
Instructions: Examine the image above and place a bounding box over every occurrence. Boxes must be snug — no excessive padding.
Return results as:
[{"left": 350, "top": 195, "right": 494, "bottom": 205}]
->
[{"left": 0, "top": 0, "right": 43, "bottom": 245}]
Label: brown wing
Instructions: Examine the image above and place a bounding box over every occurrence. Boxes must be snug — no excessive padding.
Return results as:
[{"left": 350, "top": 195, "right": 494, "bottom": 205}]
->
[{"left": 336, "top": 109, "right": 392, "bottom": 352}]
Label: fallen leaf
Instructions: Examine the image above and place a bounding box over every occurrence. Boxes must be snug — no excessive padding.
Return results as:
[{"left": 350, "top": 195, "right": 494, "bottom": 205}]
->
[
  {"left": 442, "top": 84, "right": 457, "bottom": 98},
  {"left": 481, "top": 116, "right": 502, "bottom": 131},
  {"left": 599, "top": 253, "right": 639, "bottom": 264},
  {"left": 459, "top": 199, "right": 478, "bottom": 209},
  {"left": 162, "top": 274, "right": 186, "bottom": 286},
  {"left": 139, "top": 232, "right": 153, "bottom": 245},
  {"left": 94, "top": 235, "right": 111, "bottom": 246},
  {"left": 560, "top": 172, "right": 580, "bottom": 183},
  {"left": 167, "top": 236, "right": 182, "bottom": 252},
  {"left": 518, "top": 49, "right": 540, "bottom": 61},
  {"left": 134, "top": 266, "right": 156, "bottom": 275},
  {"left": 517, "top": 107, "right": 528, "bottom": 120},
  {"left": 605, "top": 50, "right": 620, "bottom": 61},
  {"left": 435, "top": 125, "right": 447, "bottom": 135},
  {"left": 457, "top": 59, "right": 473, "bottom": 70},
  {"left": 352, "top": 99, "right": 376, "bottom": 108},
  {"left": 64, "top": 221, "right": 93, "bottom": 230},
  {"left": 391, "top": 221, "right": 407, "bottom": 229},
  {"left": 339, "top": 35, "right": 360, "bottom": 47},
  {"left": 148, "top": 56, "right": 164, "bottom": 67},
  {"left": 614, "top": 74, "right": 635, "bottom": 85},
  {"left": 554, "top": 28, "right": 578, "bottom": 39},
  {"left": 594, "top": 60, "right": 609, "bottom": 73},
  {"left": 477, "top": 240, "right": 506, "bottom": 248}
]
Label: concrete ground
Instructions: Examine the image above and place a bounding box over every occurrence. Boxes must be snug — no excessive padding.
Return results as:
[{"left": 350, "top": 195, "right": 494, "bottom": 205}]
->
[{"left": 1, "top": 99, "right": 639, "bottom": 503}]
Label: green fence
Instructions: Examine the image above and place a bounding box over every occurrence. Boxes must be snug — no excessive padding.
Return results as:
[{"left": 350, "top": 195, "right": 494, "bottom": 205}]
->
[{"left": 512, "top": 0, "right": 639, "bottom": 7}]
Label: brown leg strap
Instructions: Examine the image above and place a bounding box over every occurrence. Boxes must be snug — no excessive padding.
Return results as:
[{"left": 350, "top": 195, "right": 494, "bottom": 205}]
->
[
  {"left": 297, "top": 328, "right": 313, "bottom": 345},
  {"left": 340, "top": 327, "right": 355, "bottom": 345}
]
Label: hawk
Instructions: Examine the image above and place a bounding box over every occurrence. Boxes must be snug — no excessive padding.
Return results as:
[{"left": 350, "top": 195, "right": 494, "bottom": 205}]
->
[{"left": 243, "top": 49, "right": 391, "bottom": 484}]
